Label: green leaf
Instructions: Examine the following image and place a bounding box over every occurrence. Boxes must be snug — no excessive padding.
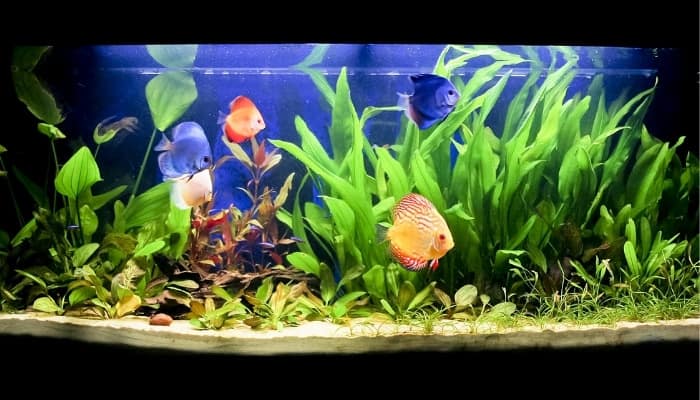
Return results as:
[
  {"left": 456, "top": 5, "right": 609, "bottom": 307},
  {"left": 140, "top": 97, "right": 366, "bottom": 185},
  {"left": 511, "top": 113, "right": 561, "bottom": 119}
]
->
[
  {"left": 623, "top": 241, "right": 642, "bottom": 276},
  {"left": 146, "top": 70, "right": 198, "bottom": 132},
  {"left": 55, "top": 146, "right": 102, "bottom": 199},
  {"left": 69, "top": 286, "right": 96, "bottom": 306},
  {"left": 286, "top": 252, "right": 320, "bottom": 277},
  {"left": 12, "top": 46, "right": 51, "bottom": 70},
  {"left": 169, "top": 280, "right": 199, "bottom": 290},
  {"left": 221, "top": 136, "right": 253, "bottom": 168},
  {"left": 330, "top": 67, "right": 359, "bottom": 163},
  {"left": 10, "top": 218, "right": 36, "bottom": 247},
  {"left": 16, "top": 269, "right": 47, "bottom": 290},
  {"left": 79, "top": 205, "right": 98, "bottom": 242},
  {"left": 212, "top": 285, "right": 233, "bottom": 302},
  {"left": 12, "top": 70, "right": 64, "bottom": 124},
  {"left": 123, "top": 181, "right": 171, "bottom": 229},
  {"left": 133, "top": 240, "right": 166, "bottom": 258},
  {"left": 362, "top": 264, "right": 386, "bottom": 300},
  {"left": 146, "top": 45, "right": 198, "bottom": 68},
  {"left": 397, "top": 280, "right": 416, "bottom": 311},
  {"left": 407, "top": 281, "right": 435, "bottom": 311},
  {"left": 444, "top": 203, "right": 474, "bottom": 221},
  {"left": 319, "top": 263, "right": 336, "bottom": 304},
  {"left": 321, "top": 196, "right": 356, "bottom": 239},
  {"left": 89, "top": 185, "right": 127, "bottom": 210},
  {"left": 12, "top": 166, "right": 48, "bottom": 208},
  {"left": 32, "top": 297, "right": 62, "bottom": 313},
  {"left": 411, "top": 154, "right": 445, "bottom": 211},
  {"left": 380, "top": 299, "right": 396, "bottom": 316},
  {"left": 488, "top": 302, "right": 516, "bottom": 317},
  {"left": 293, "top": 44, "right": 330, "bottom": 67},
  {"left": 37, "top": 123, "right": 66, "bottom": 140},
  {"left": 375, "top": 146, "right": 409, "bottom": 199},
  {"left": 337, "top": 265, "right": 364, "bottom": 291},
  {"left": 72, "top": 243, "right": 100, "bottom": 267},
  {"left": 455, "top": 284, "right": 478, "bottom": 308}
]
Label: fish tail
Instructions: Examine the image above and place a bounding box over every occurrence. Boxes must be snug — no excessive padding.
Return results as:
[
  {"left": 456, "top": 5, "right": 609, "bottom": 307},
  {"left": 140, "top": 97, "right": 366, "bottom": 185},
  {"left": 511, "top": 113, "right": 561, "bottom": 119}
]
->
[
  {"left": 217, "top": 110, "right": 227, "bottom": 125},
  {"left": 376, "top": 223, "right": 390, "bottom": 243},
  {"left": 396, "top": 92, "right": 410, "bottom": 111},
  {"left": 153, "top": 133, "right": 171, "bottom": 151}
]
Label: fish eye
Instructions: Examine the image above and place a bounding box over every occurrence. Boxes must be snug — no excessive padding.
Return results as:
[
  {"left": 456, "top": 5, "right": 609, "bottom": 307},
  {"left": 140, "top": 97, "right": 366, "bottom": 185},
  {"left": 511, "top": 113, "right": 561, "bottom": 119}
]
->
[
  {"left": 439, "top": 234, "right": 446, "bottom": 241},
  {"left": 203, "top": 156, "right": 211, "bottom": 163},
  {"left": 448, "top": 90, "right": 455, "bottom": 96},
  {"left": 257, "top": 119, "right": 262, "bottom": 124}
]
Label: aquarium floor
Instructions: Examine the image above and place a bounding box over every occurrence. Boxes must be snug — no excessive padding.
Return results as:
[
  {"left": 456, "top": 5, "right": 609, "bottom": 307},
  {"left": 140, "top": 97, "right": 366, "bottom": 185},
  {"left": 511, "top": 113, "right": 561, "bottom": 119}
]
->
[{"left": 0, "top": 313, "right": 697, "bottom": 356}]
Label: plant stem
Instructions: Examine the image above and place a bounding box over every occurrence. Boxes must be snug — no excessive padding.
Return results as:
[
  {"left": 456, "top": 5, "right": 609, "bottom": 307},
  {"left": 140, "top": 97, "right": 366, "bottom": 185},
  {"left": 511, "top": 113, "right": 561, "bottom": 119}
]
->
[
  {"left": 130, "top": 127, "right": 158, "bottom": 203},
  {"left": 0, "top": 155, "right": 24, "bottom": 227},
  {"left": 94, "top": 143, "right": 101, "bottom": 159},
  {"left": 74, "top": 198, "right": 84, "bottom": 246},
  {"left": 50, "top": 140, "right": 60, "bottom": 213}
]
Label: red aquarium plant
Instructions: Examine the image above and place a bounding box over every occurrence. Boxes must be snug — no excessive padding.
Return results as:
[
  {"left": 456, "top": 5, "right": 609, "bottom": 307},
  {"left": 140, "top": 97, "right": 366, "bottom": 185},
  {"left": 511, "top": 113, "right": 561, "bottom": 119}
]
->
[{"left": 184, "top": 137, "right": 300, "bottom": 289}]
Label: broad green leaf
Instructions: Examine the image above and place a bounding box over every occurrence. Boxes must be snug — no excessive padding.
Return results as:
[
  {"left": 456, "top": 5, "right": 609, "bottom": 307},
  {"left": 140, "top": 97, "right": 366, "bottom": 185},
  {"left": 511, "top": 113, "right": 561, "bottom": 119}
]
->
[
  {"left": 287, "top": 252, "right": 320, "bottom": 277},
  {"left": 488, "top": 302, "right": 516, "bottom": 317},
  {"left": 360, "top": 106, "right": 403, "bottom": 128},
  {"left": 123, "top": 181, "right": 171, "bottom": 229},
  {"left": 12, "top": 46, "right": 51, "bottom": 70},
  {"left": 16, "top": 269, "right": 47, "bottom": 290},
  {"left": 407, "top": 281, "right": 435, "bottom": 311},
  {"left": 37, "top": 123, "right": 66, "bottom": 140},
  {"left": 362, "top": 264, "right": 386, "bottom": 300},
  {"left": 212, "top": 285, "right": 233, "bottom": 302},
  {"left": 146, "top": 70, "right": 198, "bottom": 132},
  {"left": 293, "top": 44, "right": 330, "bottom": 67},
  {"left": 375, "top": 146, "right": 409, "bottom": 199},
  {"left": 397, "top": 280, "right": 416, "bottom": 311},
  {"left": 444, "top": 203, "right": 474, "bottom": 221},
  {"left": 72, "top": 242, "right": 100, "bottom": 267},
  {"left": 291, "top": 116, "right": 336, "bottom": 173},
  {"left": 411, "top": 155, "right": 445, "bottom": 211},
  {"left": 625, "top": 219, "right": 637, "bottom": 249},
  {"left": 69, "top": 286, "right": 96, "bottom": 306},
  {"left": 330, "top": 67, "right": 359, "bottom": 162},
  {"left": 12, "top": 70, "right": 64, "bottom": 124},
  {"left": 55, "top": 146, "right": 102, "bottom": 199},
  {"left": 372, "top": 197, "right": 395, "bottom": 220},
  {"left": 321, "top": 196, "right": 355, "bottom": 239},
  {"left": 79, "top": 205, "right": 98, "bottom": 242},
  {"left": 32, "top": 297, "right": 62, "bottom": 313},
  {"left": 455, "top": 284, "right": 478, "bottom": 308},
  {"left": 146, "top": 45, "right": 198, "bottom": 68},
  {"left": 319, "top": 263, "right": 336, "bottom": 304},
  {"left": 337, "top": 265, "right": 364, "bottom": 291},
  {"left": 134, "top": 240, "right": 166, "bottom": 258},
  {"left": 639, "top": 216, "right": 652, "bottom": 260},
  {"left": 495, "top": 249, "right": 526, "bottom": 272}
]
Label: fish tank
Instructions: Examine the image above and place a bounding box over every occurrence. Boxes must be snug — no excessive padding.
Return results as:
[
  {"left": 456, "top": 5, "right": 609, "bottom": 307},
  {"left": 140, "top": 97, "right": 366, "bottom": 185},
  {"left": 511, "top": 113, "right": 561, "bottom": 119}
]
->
[{"left": 1, "top": 44, "right": 698, "bottom": 375}]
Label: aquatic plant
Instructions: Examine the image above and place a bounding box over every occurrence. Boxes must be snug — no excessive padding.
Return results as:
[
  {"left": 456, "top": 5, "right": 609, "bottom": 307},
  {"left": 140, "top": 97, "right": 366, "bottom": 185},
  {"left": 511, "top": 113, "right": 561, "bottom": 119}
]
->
[
  {"left": 276, "top": 44, "right": 698, "bottom": 316},
  {"left": 188, "top": 285, "right": 247, "bottom": 330},
  {"left": 243, "top": 276, "right": 314, "bottom": 330}
]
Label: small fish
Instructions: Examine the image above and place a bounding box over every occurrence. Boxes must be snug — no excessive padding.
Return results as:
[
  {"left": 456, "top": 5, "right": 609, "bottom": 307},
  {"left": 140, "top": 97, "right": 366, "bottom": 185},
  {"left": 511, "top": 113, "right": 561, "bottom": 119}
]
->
[
  {"left": 397, "top": 74, "right": 460, "bottom": 130},
  {"left": 154, "top": 121, "right": 213, "bottom": 180},
  {"left": 170, "top": 168, "right": 213, "bottom": 209},
  {"left": 218, "top": 95, "right": 266, "bottom": 143},
  {"left": 384, "top": 193, "right": 454, "bottom": 271},
  {"left": 97, "top": 116, "right": 139, "bottom": 135}
]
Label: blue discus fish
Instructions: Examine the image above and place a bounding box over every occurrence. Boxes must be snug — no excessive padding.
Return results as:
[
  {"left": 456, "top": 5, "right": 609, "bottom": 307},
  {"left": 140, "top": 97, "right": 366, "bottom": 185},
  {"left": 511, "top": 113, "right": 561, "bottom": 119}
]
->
[
  {"left": 154, "top": 121, "right": 213, "bottom": 180},
  {"left": 397, "top": 74, "right": 461, "bottom": 130}
]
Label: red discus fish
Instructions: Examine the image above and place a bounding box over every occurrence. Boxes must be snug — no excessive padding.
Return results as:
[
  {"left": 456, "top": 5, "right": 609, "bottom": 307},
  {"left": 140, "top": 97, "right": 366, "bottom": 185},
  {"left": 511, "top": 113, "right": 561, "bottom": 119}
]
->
[
  {"left": 220, "top": 95, "right": 266, "bottom": 143},
  {"left": 385, "top": 193, "right": 454, "bottom": 271}
]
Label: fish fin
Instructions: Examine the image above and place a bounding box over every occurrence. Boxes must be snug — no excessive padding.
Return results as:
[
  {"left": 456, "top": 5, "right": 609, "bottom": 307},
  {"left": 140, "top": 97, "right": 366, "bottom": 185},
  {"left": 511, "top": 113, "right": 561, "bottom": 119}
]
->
[
  {"left": 154, "top": 133, "right": 171, "bottom": 151},
  {"left": 217, "top": 110, "right": 227, "bottom": 125},
  {"left": 429, "top": 258, "right": 439, "bottom": 271},
  {"left": 375, "top": 223, "right": 390, "bottom": 243},
  {"left": 170, "top": 180, "right": 191, "bottom": 209},
  {"left": 396, "top": 92, "right": 410, "bottom": 111},
  {"left": 157, "top": 152, "right": 181, "bottom": 180}
]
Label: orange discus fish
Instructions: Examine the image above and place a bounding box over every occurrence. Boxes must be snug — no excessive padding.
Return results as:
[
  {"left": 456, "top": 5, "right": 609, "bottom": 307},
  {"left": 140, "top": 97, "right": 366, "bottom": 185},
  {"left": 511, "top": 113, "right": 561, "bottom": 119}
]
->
[
  {"left": 220, "top": 95, "right": 266, "bottom": 143},
  {"left": 385, "top": 193, "right": 454, "bottom": 271}
]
